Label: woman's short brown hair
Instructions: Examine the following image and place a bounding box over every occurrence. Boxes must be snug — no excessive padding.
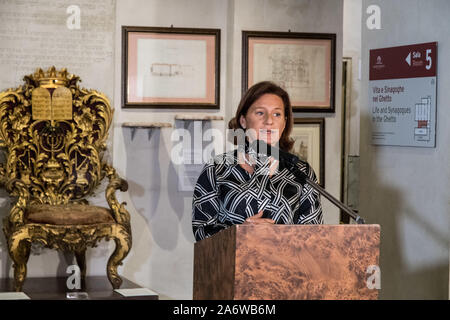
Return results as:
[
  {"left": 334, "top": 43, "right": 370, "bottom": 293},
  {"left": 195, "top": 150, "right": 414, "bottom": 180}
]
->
[{"left": 228, "top": 81, "right": 294, "bottom": 152}]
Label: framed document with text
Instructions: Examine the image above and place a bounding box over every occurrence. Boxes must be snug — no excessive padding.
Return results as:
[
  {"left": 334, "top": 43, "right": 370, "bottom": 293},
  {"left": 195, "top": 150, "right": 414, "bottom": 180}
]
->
[
  {"left": 292, "top": 118, "right": 325, "bottom": 187},
  {"left": 243, "top": 31, "right": 335, "bottom": 112},
  {"left": 122, "top": 26, "right": 220, "bottom": 109}
]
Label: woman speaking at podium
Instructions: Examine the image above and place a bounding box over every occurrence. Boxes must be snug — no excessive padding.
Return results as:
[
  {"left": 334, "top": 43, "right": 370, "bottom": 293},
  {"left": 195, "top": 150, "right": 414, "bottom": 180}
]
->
[{"left": 192, "top": 81, "right": 323, "bottom": 241}]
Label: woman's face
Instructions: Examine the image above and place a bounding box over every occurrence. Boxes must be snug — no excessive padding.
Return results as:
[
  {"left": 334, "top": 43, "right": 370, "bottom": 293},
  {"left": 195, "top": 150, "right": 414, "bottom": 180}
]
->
[{"left": 239, "top": 93, "right": 286, "bottom": 146}]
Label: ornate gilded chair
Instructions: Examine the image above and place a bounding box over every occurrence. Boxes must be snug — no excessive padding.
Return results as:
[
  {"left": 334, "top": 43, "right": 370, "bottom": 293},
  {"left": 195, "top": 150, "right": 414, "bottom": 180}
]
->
[{"left": 0, "top": 67, "right": 131, "bottom": 291}]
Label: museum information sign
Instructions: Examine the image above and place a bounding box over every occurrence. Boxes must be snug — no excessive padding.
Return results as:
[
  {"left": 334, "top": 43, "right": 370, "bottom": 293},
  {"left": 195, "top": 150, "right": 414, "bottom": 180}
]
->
[{"left": 369, "top": 42, "right": 437, "bottom": 147}]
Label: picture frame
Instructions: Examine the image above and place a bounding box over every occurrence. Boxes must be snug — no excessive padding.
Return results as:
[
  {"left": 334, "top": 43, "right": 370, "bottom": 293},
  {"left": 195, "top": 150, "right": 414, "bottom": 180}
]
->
[
  {"left": 291, "top": 118, "right": 325, "bottom": 187},
  {"left": 242, "top": 31, "right": 335, "bottom": 112},
  {"left": 122, "top": 26, "right": 220, "bottom": 109}
]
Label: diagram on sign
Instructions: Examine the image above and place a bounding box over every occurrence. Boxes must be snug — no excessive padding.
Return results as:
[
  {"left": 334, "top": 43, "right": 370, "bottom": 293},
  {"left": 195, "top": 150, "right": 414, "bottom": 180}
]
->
[{"left": 414, "top": 96, "right": 431, "bottom": 142}]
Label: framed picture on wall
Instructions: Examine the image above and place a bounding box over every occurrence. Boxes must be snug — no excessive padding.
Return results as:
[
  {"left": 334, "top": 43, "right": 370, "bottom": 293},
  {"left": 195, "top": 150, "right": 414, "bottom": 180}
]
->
[
  {"left": 291, "top": 118, "right": 325, "bottom": 187},
  {"left": 122, "top": 26, "right": 220, "bottom": 109},
  {"left": 242, "top": 31, "right": 335, "bottom": 112}
]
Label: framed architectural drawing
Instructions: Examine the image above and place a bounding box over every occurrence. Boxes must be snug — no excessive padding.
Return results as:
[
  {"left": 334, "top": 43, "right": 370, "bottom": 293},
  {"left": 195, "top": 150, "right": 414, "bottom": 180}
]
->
[
  {"left": 242, "top": 31, "right": 335, "bottom": 112},
  {"left": 122, "top": 26, "right": 220, "bottom": 109},
  {"left": 291, "top": 118, "right": 325, "bottom": 187}
]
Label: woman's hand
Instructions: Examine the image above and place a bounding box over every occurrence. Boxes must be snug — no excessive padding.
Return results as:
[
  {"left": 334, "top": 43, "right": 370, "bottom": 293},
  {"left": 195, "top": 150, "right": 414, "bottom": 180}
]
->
[{"left": 244, "top": 211, "right": 275, "bottom": 224}]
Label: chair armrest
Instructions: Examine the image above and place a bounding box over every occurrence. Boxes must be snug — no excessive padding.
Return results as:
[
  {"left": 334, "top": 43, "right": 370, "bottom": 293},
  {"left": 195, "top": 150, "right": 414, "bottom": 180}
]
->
[
  {"left": 103, "top": 163, "right": 131, "bottom": 231},
  {"left": 4, "top": 178, "right": 30, "bottom": 228}
]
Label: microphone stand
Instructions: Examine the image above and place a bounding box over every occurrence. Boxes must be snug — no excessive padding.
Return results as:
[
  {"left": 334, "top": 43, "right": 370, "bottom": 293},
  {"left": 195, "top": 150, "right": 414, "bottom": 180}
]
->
[
  {"left": 249, "top": 140, "right": 366, "bottom": 224},
  {"left": 301, "top": 175, "right": 365, "bottom": 224}
]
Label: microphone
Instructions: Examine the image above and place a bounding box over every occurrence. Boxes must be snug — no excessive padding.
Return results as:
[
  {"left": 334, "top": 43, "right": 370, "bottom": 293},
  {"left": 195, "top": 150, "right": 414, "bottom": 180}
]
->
[
  {"left": 248, "top": 140, "right": 300, "bottom": 167},
  {"left": 248, "top": 139, "right": 366, "bottom": 224},
  {"left": 248, "top": 140, "right": 305, "bottom": 181}
]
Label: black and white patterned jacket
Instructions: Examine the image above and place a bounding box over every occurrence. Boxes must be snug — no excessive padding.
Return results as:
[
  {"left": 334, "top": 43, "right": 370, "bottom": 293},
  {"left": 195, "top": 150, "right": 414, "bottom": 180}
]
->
[{"left": 192, "top": 150, "right": 323, "bottom": 241}]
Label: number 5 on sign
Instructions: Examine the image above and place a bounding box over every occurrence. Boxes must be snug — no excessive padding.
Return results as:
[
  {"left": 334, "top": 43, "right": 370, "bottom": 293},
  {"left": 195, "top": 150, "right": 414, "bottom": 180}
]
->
[{"left": 426, "top": 49, "right": 432, "bottom": 70}]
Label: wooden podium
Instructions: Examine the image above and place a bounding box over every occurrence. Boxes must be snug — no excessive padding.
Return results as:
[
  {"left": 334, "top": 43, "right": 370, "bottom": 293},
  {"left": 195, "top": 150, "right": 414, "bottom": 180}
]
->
[{"left": 193, "top": 224, "right": 380, "bottom": 300}]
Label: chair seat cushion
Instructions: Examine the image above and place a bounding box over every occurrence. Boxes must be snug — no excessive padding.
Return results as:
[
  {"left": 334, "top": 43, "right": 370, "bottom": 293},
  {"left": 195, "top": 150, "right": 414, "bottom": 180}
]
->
[{"left": 25, "top": 204, "right": 115, "bottom": 225}]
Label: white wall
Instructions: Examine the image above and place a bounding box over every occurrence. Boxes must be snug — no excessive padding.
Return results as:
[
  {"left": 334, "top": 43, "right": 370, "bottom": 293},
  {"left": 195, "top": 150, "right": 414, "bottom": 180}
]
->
[
  {"left": 0, "top": 0, "right": 345, "bottom": 299},
  {"left": 114, "top": 0, "right": 344, "bottom": 299},
  {"left": 113, "top": 0, "right": 228, "bottom": 299},
  {"left": 360, "top": 0, "right": 449, "bottom": 299},
  {"left": 343, "top": 0, "right": 362, "bottom": 157}
]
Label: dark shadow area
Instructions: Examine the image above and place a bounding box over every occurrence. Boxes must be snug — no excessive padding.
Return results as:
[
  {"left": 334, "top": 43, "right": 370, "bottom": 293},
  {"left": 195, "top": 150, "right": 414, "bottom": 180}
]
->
[
  {"left": 168, "top": 120, "right": 214, "bottom": 243},
  {"left": 123, "top": 127, "right": 162, "bottom": 223},
  {"left": 360, "top": 113, "right": 449, "bottom": 299}
]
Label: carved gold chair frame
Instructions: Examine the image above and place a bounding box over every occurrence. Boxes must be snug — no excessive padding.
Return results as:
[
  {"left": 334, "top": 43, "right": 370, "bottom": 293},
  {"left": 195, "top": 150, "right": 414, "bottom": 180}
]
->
[{"left": 0, "top": 67, "right": 131, "bottom": 291}]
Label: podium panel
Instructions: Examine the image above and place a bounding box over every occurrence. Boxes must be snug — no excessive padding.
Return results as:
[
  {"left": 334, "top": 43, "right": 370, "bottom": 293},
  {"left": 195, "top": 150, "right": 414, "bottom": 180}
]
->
[{"left": 194, "top": 224, "right": 380, "bottom": 300}]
